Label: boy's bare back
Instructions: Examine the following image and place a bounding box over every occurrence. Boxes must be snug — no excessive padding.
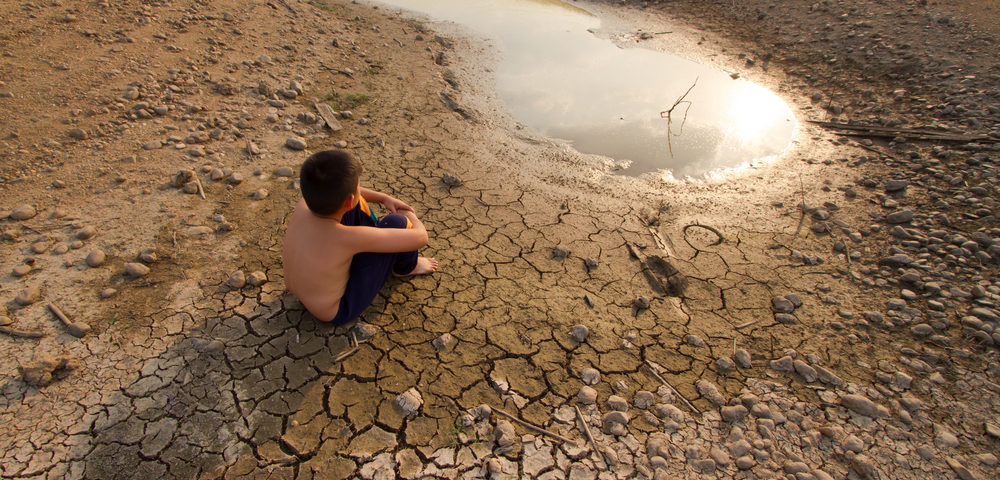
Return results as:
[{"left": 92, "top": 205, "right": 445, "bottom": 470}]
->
[{"left": 283, "top": 199, "right": 357, "bottom": 321}]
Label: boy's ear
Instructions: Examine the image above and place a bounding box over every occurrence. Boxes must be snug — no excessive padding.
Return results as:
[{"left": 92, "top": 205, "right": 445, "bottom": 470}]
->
[{"left": 343, "top": 193, "right": 356, "bottom": 209}]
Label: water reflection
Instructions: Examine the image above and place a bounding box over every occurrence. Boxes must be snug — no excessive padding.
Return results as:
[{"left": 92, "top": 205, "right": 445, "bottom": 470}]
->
[{"left": 372, "top": 0, "right": 796, "bottom": 179}]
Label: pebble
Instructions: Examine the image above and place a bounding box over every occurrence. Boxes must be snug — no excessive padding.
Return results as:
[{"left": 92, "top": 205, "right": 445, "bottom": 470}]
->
[
  {"left": 634, "top": 296, "right": 650, "bottom": 309},
  {"left": 9, "top": 205, "right": 37, "bottom": 221},
  {"left": 695, "top": 379, "right": 727, "bottom": 406},
  {"left": 840, "top": 393, "right": 885, "bottom": 418},
  {"left": 395, "top": 388, "right": 423, "bottom": 417},
  {"left": 228, "top": 271, "right": 246, "bottom": 289},
  {"left": 251, "top": 188, "right": 269, "bottom": 200},
  {"left": 716, "top": 356, "right": 736, "bottom": 372},
  {"left": 552, "top": 245, "right": 570, "bottom": 259},
  {"left": 493, "top": 420, "right": 516, "bottom": 447},
  {"left": 274, "top": 166, "right": 295, "bottom": 177},
  {"left": 772, "top": 296, "right": 795, "bottom": 313},
  {"left": 734, "top": 349, "right": 752, "bottom": 368},
  {"left": 633, "top": 390, "right": 654, "bottom": 409},
  {"left": 601, "top": 411, "right": 629, "bottom": 435},
  {"left": 85, "top": 250, "right": 106, "bottom": 267},
  {"left": 286, "top": 136, "right": 307, "bottom": 150},
  {"left": 12, "top": 264, "right": 31, "bottom": 277},
  {"left": 247, "top": 271, "right": 267, "bottom": 286},
  {"left": 606, "top": 395, "right": 629, "bottom": 412},
  {"left": 580, "top": 368, "right": 600, "bottom": 385},
  {"left": 770, "top": 356, "right": 794, "bottom": 372},
  {"left": 577, "top": 386, "right": 597, "bottom": 405},
  {"left": 684, "top": 334, "right": 705, "bottom": 347},
  {"left": 886, "top": 209, "right": 914, "bottom": 224},
  {"left": 569, "top": 324, "right": 589, "bottom": 343},
  {"left": 98, "top": 288, "right": 117, "bottom": 299},
  {"left": 431, "top": 333, "right": 454, "bottom": 351},
  {"left": 75, "top": 225, "right": 97, "bottom": 240},
  {"left": 721, "top": 405, "right": 749, "bottom": 422},
  {"left": 124, "top": 262, "right": 151, "bottom": 277},
  {"left": 793, "top": 359, "right": 818, "bottom": 382},
  {"left": 15, "top": 285, "right": 41, "bottom": 306}
]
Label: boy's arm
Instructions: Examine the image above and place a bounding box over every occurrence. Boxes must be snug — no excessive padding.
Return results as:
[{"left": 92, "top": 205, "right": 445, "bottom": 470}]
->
[
  {"left": 345, "top": 209, "right": 429, "bottom": 253},
  {"left": 360, "top": 187, "right": 413, "bottom": 213}
]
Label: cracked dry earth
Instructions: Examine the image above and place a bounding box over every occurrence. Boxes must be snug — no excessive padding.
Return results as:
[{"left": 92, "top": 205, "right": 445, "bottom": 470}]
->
[{"left": 1, "top": 0, "right": 1000, "bottom": 479}]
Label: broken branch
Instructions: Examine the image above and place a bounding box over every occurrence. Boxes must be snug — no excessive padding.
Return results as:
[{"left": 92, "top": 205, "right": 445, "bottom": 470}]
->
[
  {"left": 644, "top": 360, "right": 701, "bottom": 415},
  {"left": 493, "top": 407, "right": 576, "bottom": 445},
  {"left": 574, "top": 405, "right": 607, "bottom": 470},
  {"left": 0, "top": 325, "right": 45, "bottom": 339},
  {"left": 659, "top": 78, "right": 698, "bottom": 157}
]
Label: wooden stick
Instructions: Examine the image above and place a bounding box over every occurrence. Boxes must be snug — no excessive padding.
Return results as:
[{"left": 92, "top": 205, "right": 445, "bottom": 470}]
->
[
  {"left": 333, "top": 346, "right": 357, "bottom": 362},
  {"left": 736, "top": 319, "right": 760, "bottom": 329},
  {"left": 47, "top": 303, "right": 71, "bottom": 327},
  {"left": 574, "top": 405, "right": 606, "bottom": 470},
  {"left": 644, "top": 360, "right": 701, "bottom": 415},
  {"left": 492, "top": 407, "right": 575, "bottom": 445},
  {"left": 0, "top": 325, "right": 45, "bottom": 339},
  {"left": 194, "top": 177, "right": 206, "bottom": 200}
]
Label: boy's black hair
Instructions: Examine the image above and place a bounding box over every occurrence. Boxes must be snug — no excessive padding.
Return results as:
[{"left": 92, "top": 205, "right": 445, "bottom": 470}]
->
[{"left": 299, "top": 150, "right": 362, "bottom": 216}]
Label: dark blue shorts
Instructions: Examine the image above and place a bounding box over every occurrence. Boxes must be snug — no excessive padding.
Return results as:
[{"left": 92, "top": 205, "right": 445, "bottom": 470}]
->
[{"left": 328, "top": 203, "right": 418, "bottom": 325}]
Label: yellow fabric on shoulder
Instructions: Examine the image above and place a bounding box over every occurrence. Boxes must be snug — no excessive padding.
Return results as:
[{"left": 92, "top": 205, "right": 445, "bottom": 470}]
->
[{"left": 358, "top": 196, "right": 379, "bottom": 224}]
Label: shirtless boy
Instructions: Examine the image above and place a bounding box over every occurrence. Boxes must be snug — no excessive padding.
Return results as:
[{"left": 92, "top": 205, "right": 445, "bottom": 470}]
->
[{"left": 282, "top": 150, "right": 438, "bottom": 324}]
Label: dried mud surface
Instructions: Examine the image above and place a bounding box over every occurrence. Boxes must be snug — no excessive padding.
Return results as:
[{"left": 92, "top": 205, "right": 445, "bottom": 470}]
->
[{"left": 0, "top": 0, "right": 998, "bottom": 479}]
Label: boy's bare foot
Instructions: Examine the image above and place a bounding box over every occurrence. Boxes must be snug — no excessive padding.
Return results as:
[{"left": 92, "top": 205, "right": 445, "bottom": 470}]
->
[{"left": 395, "top": 257, "right": 438, "bottom": 276}]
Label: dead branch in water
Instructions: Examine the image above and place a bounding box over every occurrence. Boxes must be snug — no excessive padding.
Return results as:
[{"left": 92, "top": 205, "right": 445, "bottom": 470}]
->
[{"left": 660, "top": 78, "right": 698, "bottom": 157}]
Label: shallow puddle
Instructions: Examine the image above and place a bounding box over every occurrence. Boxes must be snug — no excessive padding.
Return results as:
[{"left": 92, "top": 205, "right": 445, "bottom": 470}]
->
[{"left": 373, "top": 0, "right": 796, "bottom": 179}]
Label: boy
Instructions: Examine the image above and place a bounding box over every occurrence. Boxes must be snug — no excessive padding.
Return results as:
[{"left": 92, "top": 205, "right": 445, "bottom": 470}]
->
[{"left": 282, "top": 150, "right": 438, "bottom": 324}]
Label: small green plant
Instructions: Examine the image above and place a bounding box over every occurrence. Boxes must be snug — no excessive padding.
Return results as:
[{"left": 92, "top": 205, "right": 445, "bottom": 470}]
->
[
  {"left": 447, "top": 419, "right": 466, "bottom": 446},
  {"left": 322, "top": 91, "right": 371, "bottom": 111},
  {"left": 308, "top": 0, "right": 339, "bottom": 12}
]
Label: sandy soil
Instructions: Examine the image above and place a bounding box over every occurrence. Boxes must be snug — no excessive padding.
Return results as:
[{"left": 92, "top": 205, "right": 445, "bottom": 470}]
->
[{"left": 0, "top": 0, "right": 998, "bottom": 479}]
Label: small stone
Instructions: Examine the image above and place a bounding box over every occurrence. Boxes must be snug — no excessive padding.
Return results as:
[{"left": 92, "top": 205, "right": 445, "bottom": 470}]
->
[
  {"left": 251, "top": 188, "right": 269, "bottom": 200},
  {"left": 470, "top": 404, "right": 492, "bottom": 421},
  {"left": 695, "top": 379, "right": 726, "bottom": 406},
  {"left": 228, "top": 271, "right": 246, "bottom": 289},
  {"left": 793, "top": 360, "right": 818, "bottom": 382},
  {"left": 75, "top": 225, "right": 97, "bottom": 240},
  {"left": 770, "top": 356, "right": 794, "bottom": 372},
  {"left": 139, "top": 249, "right": 157, "bottom": 263},
  {"left": 734, "top": 349, "right": 752, "bottom": 368},
  {"left": 395, "top": 388, "right": 423, "bottom": 417},
  {"left": 20, "top": 353, "right": 73, "bottom": 387},
  {"left": 842, "top": 434, "right": 864, "bottom": 453},
  {"left": 606, "top": 395, "right": 629, "bottom": 412},
  {"left": 685, "top": 334, "right": 705, "bottom": 347},
  {"left": 98, "top": 288, "right": 117, "bottom": 299},
  {"left": 632, "top": 390, "right": 656, "bottom": 410},
  {"left": 577, "top": 386, "right": 597, "bottom": 405},
  {"left": 442, "top": 173, "right": 462, "bottom": 187},
  {"left": 552, "top": 245, "right": 569, "bottom": 259},
  {"left": 247, "top": 271, "right": 267, "bottom": 286},
  {"left": 85, "top": 250, "right": 106, "bottom": 267},
  {"left": 67, "top": 128, "right": 87, "bottom": 140},
  {"left": 886, "top": 210, "right": 914, "bottom": 224},
  {"left": 9, "top": 205, "right": 37, "bottom": 220},
  {"left": 494, "top": 420, "right": 516, "bottom": 447},
  {"left": 601, "top": 411, "right": 629, "bottom": 435},
  {"left": 569, "top": 324, "right": 589, "bottom": 343},
  {"left": 15, "top": 285, "right": 41, "bottom": 306},
  {"left": 274, "top": 166, "right": 295, "bottom": 177},
  {"left": 11, "top": 264, "right": 31, "bottom": 277},
  {"left": 124, "top": 262, "right": 150, "bottom": 277},
  {"left": 884, "top": 180, "right": 909, "bottom": 192},
  {"left": 431, "top": 333, "right": 454, "bottom": 351},
  {"left": 354, "top": 322, "right": 378, "bottom": 341},
  {"left": 285, "top": 136, "right": 307, "bottom": 150},
  {"left": 634, "top": 296, "right": 650, "bottom": 309},
  {"left": 840, "top": 394, "right": 885, "bottom": 418},
  {"left": 716, "top": 356, "right": 736, "bottom": 372},
  {"left": 772, "top": 296, "right": 795, "bottom": 313},
  {"left": 735, "top": 455, "right": 755, "bottom": 470},
  {"left": 580, "top": 367, "right": 600, "bottom": 385},
  {"left": 721, "top": 405, "right": 749, "bottom": 422},
  {"left": 583, "top": 257, "right": 598, "bottom": 271}
]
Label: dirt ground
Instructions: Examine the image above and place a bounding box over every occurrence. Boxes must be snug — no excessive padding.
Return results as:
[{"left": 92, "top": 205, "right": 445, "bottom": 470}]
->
[{"left": 0, "top": 0, "right": 998, "bottom": 479}]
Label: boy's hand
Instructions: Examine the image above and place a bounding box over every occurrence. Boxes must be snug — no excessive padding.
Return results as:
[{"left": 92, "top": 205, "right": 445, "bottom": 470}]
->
[{"left": 382, "top": 196, "right": 414, "bottom": 214}]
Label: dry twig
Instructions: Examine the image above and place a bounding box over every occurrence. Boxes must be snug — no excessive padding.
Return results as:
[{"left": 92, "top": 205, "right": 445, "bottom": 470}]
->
[
  {"left": 0, "top": 325, "right": 44, "bottom": 339},
  {"left": 682, "top": 222, "right": 724, "bottom": 246},
  {"left": 644, "top": 360, "right": 701, "bottom": 415},
  {"left": 493, "top": 407, "right": 575, "bottom": 445},
  {"left": 574, "top": 405, "right": 606, "bottom": 470}
]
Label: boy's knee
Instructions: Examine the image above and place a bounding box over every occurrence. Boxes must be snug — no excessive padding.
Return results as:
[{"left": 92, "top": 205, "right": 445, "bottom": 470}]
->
[{"left": 378, "top": 213, "right": 409, "bottom": 229}]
